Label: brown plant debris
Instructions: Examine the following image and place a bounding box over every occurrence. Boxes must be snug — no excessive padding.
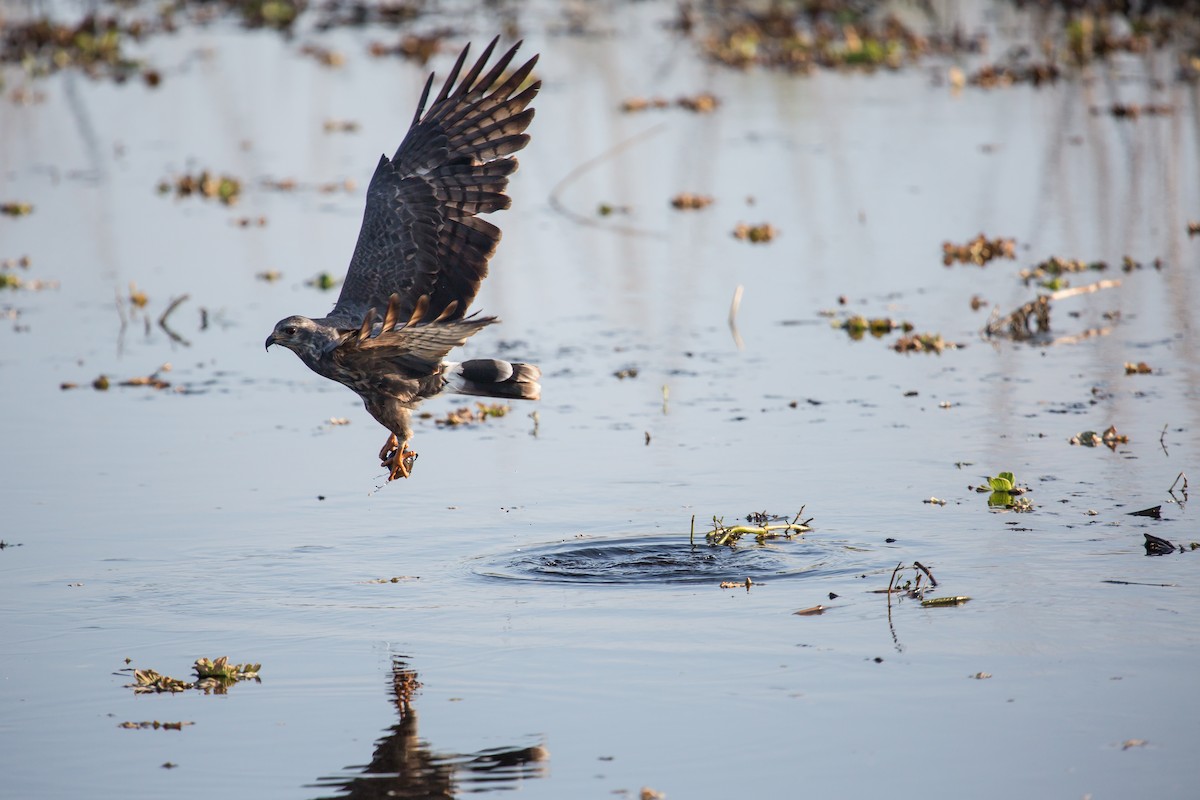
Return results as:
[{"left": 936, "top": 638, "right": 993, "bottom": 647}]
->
[
  {"left": 1188, "top": 222, "right": 1200, "bottom": 237},
  {"left": 322, "top": 118, "right": 360, "bottom": 133},
  {"left": 670, "top": 193, "right": 714, "bottom": 210},
  {"left": 1070, "top": 425, "right": 1128, "bottom": 449},
  {"left": 893, "top": 332, "right": 956, "bottom": 354},
  {"left": 434, "top": 402, "right": 509, "bottom": 427},
  {"left": 157, "top": 171, "right": 243, "bottom": 206},
  {"left": 620, "top": 92, "right": 719, "bottom": 113},
  {"left": 233, "top": 216, "right": 268, "bottom": 227},
  {"left": 1125, "top": 361, "right": 1153, "bottom": 375},
  {"left": 942, "top": 234, "right": 1016, "bottom": 266},
  {"left": 118, "top": 720, "right": 194, "bottom": 730},
  {"left": 732, "top": 222, "right": 777, "bottom": 243}
]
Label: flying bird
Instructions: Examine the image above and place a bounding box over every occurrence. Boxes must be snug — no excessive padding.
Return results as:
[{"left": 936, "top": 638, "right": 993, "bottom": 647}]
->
[{"left": 266, "top": 38, "right": 541, "bottom": 480}]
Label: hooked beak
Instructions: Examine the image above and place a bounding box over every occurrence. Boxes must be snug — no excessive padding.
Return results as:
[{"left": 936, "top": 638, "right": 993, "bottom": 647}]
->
[{"left": 265, "top": 333, "right": 278, "bottom": 351}]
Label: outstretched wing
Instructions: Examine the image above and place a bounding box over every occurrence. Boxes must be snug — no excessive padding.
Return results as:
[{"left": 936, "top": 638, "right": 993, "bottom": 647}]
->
[{"left": 325, "top": 37, "right": 539, "bottom": 329}]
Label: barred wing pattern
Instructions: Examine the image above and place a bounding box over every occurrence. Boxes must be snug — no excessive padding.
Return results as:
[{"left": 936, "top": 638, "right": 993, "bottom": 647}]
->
[{"left": 326, "top": 38, "right": 539, "bottom": 329}]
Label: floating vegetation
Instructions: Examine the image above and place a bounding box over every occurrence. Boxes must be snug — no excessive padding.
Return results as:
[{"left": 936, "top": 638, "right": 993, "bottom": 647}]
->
[
  {"left": 942, "top": 234, "right": 1016, "bottom": 266},
  {"left": 322, "top": 118, "right": 359, "bottom": 133},
  {"left": 669, "top": 193, "right": 714, "bottom": 210},
  {"left": 256, "top": 269, "right": 282, "bottom": 282},
  {"left": 620, "top": 92, "right": 719, "bottom": 113},
  {"left": 732, "top": 222, "right": 777, "bottom": 243},
  {"left": 973, "top": 471, "right": 1032, "bottom": 511},
  {"left": 62, "top": 363, "right": 174, "bottom": 392},
  {"left": 1125, "top": 361, "right": 1153, "bottom": 375},
  {"left": 157, "top": 171, "right": 243, "bottom": 206},
  {"left": 1070, "top": 425, "right": 1128, "bottom": 449},
  {"left": 1188, "top": 221, "right": 1200, "bottom": 237},
  {"left": 233, "top": 216, "right": 268, "bottom": 227},
  {"left": 1019, "top": 255, "right": 1108, "bottom": 287},
  {"left": 0, "top": 256, "right": 56, "bottom": 291},
  {"left": 613, "top": 367, "right": 638, "bottom": 379},
  {"left": 127, "top": 657, "right": 261, "bottom": 694},
  {"left": 1, "top": 202, "right": 33, "bottom": 217},
  {"left": 921, "top": 595, "right": 971, "bottom": 607},
  {"left": 432, "top": 402, "right": 509, "bottom": 427},
  {"left": 719, "top": 578, "right": 756, "bottom": 590},
  {"left": 684, "top": 5, "right": 982, "bottom": 73},
  {"left": 118, "top": 720, "right": 194, "bottom": 730},
  {"left": 365, "top": 576, "right": 419, "bottom": 584},
  {"left": 307, "top": 272, "right": 339, "bottom": 290},
  {"left": 596, "top": 202, "right": 630, "bottom": 217},
  {"left": 893, "top": 332, "right": 956, "bottom": 354},
  {"left": 985, "top": 279, "right": 1121, "bottom": 342},
  {"left": 0, "top": 14, "right": 150, "bottom": 82},
  {"left": 128, "top": 669, "right": 193, "bottom": 694},
  {"left": 967, "top": 62, "right": 1061, "bottom": 88},
  {"left": 833, "top": 315, "right": 913, "bottom": 340},
  {"left": 698, "top": 509, "right": 812, "bottom": 547}
]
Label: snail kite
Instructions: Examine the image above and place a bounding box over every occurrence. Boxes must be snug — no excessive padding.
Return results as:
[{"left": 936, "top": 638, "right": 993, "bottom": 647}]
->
[{"left": 266, "top": 38, "right": 541, "bottom": 480}]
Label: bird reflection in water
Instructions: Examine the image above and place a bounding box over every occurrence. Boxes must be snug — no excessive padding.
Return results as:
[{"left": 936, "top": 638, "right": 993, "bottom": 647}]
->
[{"left": 310, "top": 657, "right": 548, "bottom": 799}]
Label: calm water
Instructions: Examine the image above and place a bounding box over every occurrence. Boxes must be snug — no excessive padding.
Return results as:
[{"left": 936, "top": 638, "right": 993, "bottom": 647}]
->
[{"left": 2, "top": 1, "right": 1199, "bottom": 797}]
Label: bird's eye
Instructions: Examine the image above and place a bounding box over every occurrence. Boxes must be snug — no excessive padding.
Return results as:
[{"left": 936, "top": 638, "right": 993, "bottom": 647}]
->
[{"left": 284, "top": 325, "right": 297, "bottom": 336}]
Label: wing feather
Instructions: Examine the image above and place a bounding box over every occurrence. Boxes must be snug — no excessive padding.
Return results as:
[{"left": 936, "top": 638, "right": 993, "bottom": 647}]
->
[{"left": 324, "top": 38, "right": 539, "bottom": 329}]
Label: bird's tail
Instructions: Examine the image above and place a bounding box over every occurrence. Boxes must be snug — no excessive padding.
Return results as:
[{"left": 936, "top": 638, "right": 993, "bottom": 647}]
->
[{"left": 444, "top": 359, "right": 541, "bottom": 401}]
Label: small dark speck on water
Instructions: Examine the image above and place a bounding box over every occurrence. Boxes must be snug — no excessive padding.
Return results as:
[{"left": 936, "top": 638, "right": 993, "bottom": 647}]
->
[
  {"left": 317, "top": 495, "right": 326, "bottom": 501},
  {"left": 828, "top": 592, "right": 839, "bottom": 600},
  {"left": 873, "top": 657, "right": 884, "bottom": 663},
  {"left": 885, "top": 538, "right": 896, "bottom": 543}
]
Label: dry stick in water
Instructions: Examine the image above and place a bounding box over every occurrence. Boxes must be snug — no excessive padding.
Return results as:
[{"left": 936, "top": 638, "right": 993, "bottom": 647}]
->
[
  {"left": 913, "top": 561, "right": 938, "bottom": 587},
  {"left": 728, "top": 284, "right": 745, "bottom": 351}
]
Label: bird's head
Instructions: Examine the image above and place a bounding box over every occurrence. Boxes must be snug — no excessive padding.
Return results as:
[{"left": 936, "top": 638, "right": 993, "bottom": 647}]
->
[{"left": 265, "top": 316, "right": 332, "bottom": 362}]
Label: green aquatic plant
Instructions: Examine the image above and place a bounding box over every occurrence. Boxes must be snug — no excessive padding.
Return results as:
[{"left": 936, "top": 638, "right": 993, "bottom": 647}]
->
[{"left": 695, "top": 509, "right": 812, "bottom": 547}]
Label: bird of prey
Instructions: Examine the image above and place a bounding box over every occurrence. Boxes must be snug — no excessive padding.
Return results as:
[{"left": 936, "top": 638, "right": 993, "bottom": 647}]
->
[{"left": 266, "top": 38, "right": 541, "bottom": 480}]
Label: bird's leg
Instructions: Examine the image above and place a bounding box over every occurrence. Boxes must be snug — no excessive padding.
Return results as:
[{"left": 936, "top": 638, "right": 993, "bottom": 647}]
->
[{"left": 380, "top": 434, "right": 417, "bottom": 480}]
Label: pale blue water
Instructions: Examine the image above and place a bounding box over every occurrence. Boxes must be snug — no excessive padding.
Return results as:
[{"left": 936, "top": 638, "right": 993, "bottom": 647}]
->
[{"left": 2, "top": 1, "right": 1199, "bottom": 797}]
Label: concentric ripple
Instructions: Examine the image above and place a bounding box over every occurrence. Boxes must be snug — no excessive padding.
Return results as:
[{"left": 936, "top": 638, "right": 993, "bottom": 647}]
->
[{"left": 473, "top": 535, "right": 852, "bottom": 585}]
